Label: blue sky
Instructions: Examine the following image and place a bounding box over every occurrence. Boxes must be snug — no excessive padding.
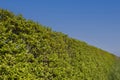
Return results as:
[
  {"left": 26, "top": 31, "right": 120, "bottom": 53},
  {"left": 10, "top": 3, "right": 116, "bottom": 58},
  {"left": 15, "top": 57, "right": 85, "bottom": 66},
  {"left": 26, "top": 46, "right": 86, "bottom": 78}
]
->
[{"left": 0, "top": 0, "right": 120, "bottom": 56}]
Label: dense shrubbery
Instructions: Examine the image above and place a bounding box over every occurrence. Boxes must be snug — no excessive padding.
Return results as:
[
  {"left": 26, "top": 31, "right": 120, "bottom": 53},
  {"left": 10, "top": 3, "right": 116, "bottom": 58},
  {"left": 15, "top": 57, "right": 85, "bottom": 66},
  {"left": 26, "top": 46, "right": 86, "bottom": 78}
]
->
[{"left": 0, "top": 8, "right": 120, "bottom": 80}]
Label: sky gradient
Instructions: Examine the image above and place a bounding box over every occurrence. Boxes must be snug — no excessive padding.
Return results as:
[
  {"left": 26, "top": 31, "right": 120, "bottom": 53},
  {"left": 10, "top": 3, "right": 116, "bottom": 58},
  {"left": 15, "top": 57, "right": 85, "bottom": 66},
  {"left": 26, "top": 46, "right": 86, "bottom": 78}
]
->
[{"left": 0, "top": 0, "right": 120, "bottom": 56}]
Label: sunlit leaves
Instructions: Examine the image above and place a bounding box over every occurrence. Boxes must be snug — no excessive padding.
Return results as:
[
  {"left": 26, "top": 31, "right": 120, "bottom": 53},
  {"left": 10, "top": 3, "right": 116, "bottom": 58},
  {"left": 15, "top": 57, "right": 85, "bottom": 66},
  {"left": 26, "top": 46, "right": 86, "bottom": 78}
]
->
[{"left": 0, "top": 8, "right": 120, "bottom": 80}]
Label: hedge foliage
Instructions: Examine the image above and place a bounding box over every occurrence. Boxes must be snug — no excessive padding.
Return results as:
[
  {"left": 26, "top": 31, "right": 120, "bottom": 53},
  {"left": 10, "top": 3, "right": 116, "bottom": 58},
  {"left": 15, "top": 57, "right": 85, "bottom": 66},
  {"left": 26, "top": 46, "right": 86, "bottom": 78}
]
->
[{"left": 0, "top": 8, "right": 120, "bottom": 80}]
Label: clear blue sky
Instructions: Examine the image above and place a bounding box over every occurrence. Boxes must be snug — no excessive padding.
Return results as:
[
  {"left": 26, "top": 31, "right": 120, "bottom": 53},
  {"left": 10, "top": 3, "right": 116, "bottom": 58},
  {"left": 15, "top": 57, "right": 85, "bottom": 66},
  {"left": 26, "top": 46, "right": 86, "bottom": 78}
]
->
[{"left": 0, "top": 0, "right": 120, "bottom": 56}]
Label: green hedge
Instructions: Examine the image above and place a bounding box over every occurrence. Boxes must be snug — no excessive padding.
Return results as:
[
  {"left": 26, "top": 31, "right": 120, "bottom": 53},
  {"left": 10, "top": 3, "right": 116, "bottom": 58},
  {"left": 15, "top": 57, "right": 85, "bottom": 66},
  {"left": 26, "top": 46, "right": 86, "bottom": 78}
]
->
[{"left": 0, "top": 8, "right": 120, "bottom": 80}]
